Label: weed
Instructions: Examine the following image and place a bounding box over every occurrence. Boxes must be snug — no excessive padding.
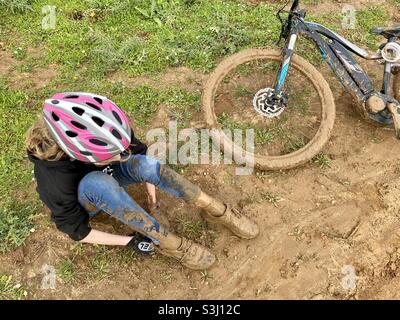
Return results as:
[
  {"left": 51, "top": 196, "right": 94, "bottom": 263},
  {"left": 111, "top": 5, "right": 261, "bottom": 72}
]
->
[
  {"left": 116, "top": 247, "right": 139, "bottom": 267},
  {"left": 0, "top": 274, "right": 27, "bottom": 300},
  {"left": 12, "top": 47, "right": 27, "bottom": 60},
  {"left": 311, "top": 152, "right": 331, "bottom": 169},
  {"left": 1, "top": 0, "right": 281, "bottom": 76},
  {"left": 260, "top": 192, "right": 283, "bottom": 207},
  {"left": 234, "top": 85, "right": 252, "bottom": 98},
  {"left": 56, "top": 258, "right": 76, "bottom": 285},
  {"left": 199, "top": 270, "right": 213, "bottom": 285},
  {"left": 160, "top": 270, "right": 173, "bottom": 285},
  {"left": 134, "top": 0, "right": 162, "bottom": 26},
  {"left": 86, "top": 28, "right": 143, "bottom": 75},
  {"left": 70, "top": 242, "right": 85, "bottom": 256},
  {"left": 88, "top": 245, "right": 112, "bottom": 282},
  {"left": 0, "top": 0, "right": 33, "bottom": 13},
  {"left": 0, "top": 84, "right": 42, "bottom": 252},
  {"left": 0, "top": 201, "right": 40, "bottom": 253},
  {"left": 175, "top": 215, "right": 216, "bottom": 247},
  {"left": 176, "top": 216, "right": 208, "bottom": 240}
]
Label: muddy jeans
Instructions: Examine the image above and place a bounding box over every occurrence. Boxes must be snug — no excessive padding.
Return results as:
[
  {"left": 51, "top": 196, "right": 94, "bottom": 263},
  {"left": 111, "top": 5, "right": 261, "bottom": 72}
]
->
[{"left": 77, "top": 154, "right": 201, "bottom": 245}]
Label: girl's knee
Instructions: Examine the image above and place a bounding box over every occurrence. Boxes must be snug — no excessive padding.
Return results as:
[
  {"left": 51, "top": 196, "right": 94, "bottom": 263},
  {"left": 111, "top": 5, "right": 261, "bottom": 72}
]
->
[
  {"left": 78, "top": 171, "right": 122, "bottom": 215},
  {"left": 129, "top": 155, "right": 161, "bottom": 183},
  {"left": 78, "top": 171, "right": 119, "bottom": 198}
]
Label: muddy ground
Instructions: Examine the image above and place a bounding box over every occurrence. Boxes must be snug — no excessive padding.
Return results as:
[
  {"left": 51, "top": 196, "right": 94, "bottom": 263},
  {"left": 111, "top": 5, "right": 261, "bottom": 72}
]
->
[{"left": 2, "top": 0, "right": 400, "bottom": 300}]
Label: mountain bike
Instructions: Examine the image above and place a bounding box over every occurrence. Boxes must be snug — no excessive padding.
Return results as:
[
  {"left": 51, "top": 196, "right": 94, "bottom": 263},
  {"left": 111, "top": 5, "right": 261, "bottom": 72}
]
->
[{"left": 202, "top": 0, "right": 400, "bottom": 170}]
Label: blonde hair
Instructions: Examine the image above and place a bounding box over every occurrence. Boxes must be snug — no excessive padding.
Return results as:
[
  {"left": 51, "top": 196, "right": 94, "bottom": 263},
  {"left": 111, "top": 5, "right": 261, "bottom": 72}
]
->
[{"left": 26, "top": 116, "right": 67, "bottom": 161}]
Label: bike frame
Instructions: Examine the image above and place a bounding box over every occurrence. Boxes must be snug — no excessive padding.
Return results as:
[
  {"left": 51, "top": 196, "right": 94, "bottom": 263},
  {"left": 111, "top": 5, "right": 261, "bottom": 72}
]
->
[{"left": 274, "top": 3, "right": 399, "bottom": 125}]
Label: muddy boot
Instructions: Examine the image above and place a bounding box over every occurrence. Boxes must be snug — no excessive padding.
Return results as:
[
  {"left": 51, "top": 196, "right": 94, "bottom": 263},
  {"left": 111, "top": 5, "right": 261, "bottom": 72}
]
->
[
  {"left": 195, "top": 192, "right": 259, "bottom": 239},
  {"left": 155, "top": 233, "right": 216, "bottom": 270}
]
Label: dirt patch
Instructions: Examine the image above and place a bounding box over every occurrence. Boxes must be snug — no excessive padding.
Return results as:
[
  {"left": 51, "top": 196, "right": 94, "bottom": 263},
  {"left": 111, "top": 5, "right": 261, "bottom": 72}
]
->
[{"left": 0, "top": 47, "right": 58, "bottom": 91}]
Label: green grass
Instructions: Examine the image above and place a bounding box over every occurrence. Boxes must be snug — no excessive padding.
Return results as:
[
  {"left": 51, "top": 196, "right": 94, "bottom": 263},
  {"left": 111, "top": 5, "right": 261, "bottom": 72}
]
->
[
  {"left": 354, "top": 6, "right": 389, "bottom": 50},
  {"left": 241, "top": 191, "right": 283, "bottom": 207},
  {"left": 0, "top": 274, "right": 27, "bottom": 300},
  {"left": 175, "top": 215, "right": 216, "bottom": 248},
  {"left": 0, "top": 201, "right": 40, "bottom": 253},
  {"left": 218, "top": 112, "right": 275, "bottom": 145},
  {"left": 163, "top": 87, "right": 200, "bottom": 125},
  {"left": 0, "top": 1, "right": 388, "bottom": 79},
  {"left": 0, "top": 0, "right": 281, "bottom": 79},
  {"left": 317, "top": 5, "right": 388, "bottom": 51},
  {"left": 111, "top": 84, "right": 200, "bottom": 128},
  {"left": 87, "top": 245, "right": 113, "bottom": 282},
  {"left": 218, "top": 112, "right": 306, "bottom": 150},
  {"left": 175, "top": 216, "right": 208, "bottom": 239},
  {"left": 56, "top": 258, "right": 76, "bottom": 285},
  {"left": 0, "top": 84, "right": 43, "bottom": 253},
  {"left": 311, "top": 152, "right": 332, "bottom": 169},
  {"left": 260, "top": 192, "right": 283, "bottom": 207},
  {"left": 116, "top": 247, "right": 139, "bottom": 267},
  {"left": 286, "top": 5, "right": 389, "bottom": 65},
  {"left": 0, "top": 0, "right": 34, "bottom": 13}
]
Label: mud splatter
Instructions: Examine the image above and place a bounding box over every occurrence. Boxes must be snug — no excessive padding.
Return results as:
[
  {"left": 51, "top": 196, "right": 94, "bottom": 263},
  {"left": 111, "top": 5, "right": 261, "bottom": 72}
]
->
[
  {"left": 82, "top": 201, "right": 98, "bottom": 213},
  {"left": 123, "top": 212, "right": 142, "bottom": 224},
  {"left": 159, "top": 166, "right": 201, "bottom": 201}
]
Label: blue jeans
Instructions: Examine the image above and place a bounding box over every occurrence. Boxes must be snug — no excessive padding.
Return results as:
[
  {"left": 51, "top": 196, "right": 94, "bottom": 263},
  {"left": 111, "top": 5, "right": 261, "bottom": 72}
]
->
[{"left": 77, "top": 154, "right": 201, "bottom": 245}]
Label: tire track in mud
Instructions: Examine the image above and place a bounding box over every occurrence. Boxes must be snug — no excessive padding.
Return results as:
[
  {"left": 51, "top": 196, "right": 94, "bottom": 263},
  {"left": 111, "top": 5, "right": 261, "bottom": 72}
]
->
[{"left": 197, "top": 151, "right": 400, "bottom": 299}]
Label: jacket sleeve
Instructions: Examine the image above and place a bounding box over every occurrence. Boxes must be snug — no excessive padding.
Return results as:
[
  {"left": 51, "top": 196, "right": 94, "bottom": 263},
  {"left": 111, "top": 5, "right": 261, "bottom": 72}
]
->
[
  {"left": 46, "top": 171, "right": 92, "bottom": 241},
  {"left": 129, "top": 128, "right": 148, "bottom": 155}
]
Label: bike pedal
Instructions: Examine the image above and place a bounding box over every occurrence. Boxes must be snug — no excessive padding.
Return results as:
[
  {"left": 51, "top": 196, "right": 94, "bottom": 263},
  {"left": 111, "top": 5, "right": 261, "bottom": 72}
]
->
[{"left": 387, "top": 103, "right": 400, "bottom": 139}]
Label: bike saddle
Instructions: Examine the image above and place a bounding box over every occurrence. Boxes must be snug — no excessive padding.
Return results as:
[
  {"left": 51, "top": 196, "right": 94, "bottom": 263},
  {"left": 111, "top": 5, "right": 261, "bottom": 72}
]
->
[{"left": 371, "top": 26, "right": 400, "bottom": 39}]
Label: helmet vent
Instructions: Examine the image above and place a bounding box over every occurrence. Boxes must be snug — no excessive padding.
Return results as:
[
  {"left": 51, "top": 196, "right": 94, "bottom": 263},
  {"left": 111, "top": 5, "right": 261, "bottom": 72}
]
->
[
  {"left": 51, "top": 100, "right": 59, "bottom": 104},
  {"left": 80, "top": 150, "right": 92, "bottom": 156},
  {"left": 72, "top": 106, "right": 85, "bottom": 116},
  {"left": 94, "top": 97, "right": 103, "bottom": 104},
  {"left": 51, "top": 112, "right": 60, "bottom": 121},
  {"left": 71, "top": 121, "right": 87, "bottom": 130},
  {"left": 92, "top": 116, "right": 105, "bottom": 127},
  {"left": 111, "top": 129, "right": 122, "bottom": 140},
  {"left": 66, "top": 131, "right": 78, "bottom": 138},
  {"left": 90, "top": 138, "right": 107, "bottom": 146},
  {"left": 64, "top": 95, "right": 79, "bottom": 99},
  {"left": 112, "top": 111, "right": 122, "bottom": 125},
  {"left": 86, "top": 102, "right": 101, "bottom": 111}
]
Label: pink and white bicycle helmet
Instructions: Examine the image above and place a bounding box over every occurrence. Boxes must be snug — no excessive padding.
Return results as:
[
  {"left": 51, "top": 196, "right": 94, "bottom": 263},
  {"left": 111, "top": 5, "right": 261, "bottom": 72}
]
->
[{"left": 43, "top": 92, "right": 132, "bottom": 163}]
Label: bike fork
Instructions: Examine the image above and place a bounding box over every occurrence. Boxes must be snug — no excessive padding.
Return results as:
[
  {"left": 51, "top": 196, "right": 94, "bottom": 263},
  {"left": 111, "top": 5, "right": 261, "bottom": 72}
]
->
[{"left": 274, "top": 31, "right": 299, "bottom": 94}]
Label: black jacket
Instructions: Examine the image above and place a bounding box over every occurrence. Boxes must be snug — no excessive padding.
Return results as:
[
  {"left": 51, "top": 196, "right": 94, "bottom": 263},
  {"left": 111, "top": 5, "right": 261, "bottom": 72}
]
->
[{"left": 28, "top": 129, "right": 147, "bottom": 241}]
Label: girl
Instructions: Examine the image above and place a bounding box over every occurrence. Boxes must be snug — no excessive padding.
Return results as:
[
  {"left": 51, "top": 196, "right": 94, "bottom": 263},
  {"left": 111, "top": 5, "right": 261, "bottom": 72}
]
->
[{"left": 26, "top": 92, "right": 259, "bottom": 270}]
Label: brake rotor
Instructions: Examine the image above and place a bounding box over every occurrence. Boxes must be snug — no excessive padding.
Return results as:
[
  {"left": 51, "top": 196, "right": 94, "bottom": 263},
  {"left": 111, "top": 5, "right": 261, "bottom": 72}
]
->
[{"left": 252, "top": 87, "right": 286, "bottom": 118}]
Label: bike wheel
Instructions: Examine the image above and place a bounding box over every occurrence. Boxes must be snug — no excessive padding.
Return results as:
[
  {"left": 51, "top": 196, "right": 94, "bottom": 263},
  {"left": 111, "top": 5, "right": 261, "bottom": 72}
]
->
[{"left": 202, "top": 48, "right": 336, "bottom": 170}]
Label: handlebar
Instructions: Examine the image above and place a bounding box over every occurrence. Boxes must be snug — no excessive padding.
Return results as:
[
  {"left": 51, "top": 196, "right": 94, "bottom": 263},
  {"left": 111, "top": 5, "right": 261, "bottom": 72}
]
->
[{"left": 276, "top": 0, "right": 302, "bottom": 44}]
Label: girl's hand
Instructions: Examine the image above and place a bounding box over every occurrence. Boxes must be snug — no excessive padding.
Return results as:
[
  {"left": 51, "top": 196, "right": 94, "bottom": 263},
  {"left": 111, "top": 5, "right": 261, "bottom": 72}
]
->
[{"left": 145, "top": 182, "right": 157, "bottom": 205}]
